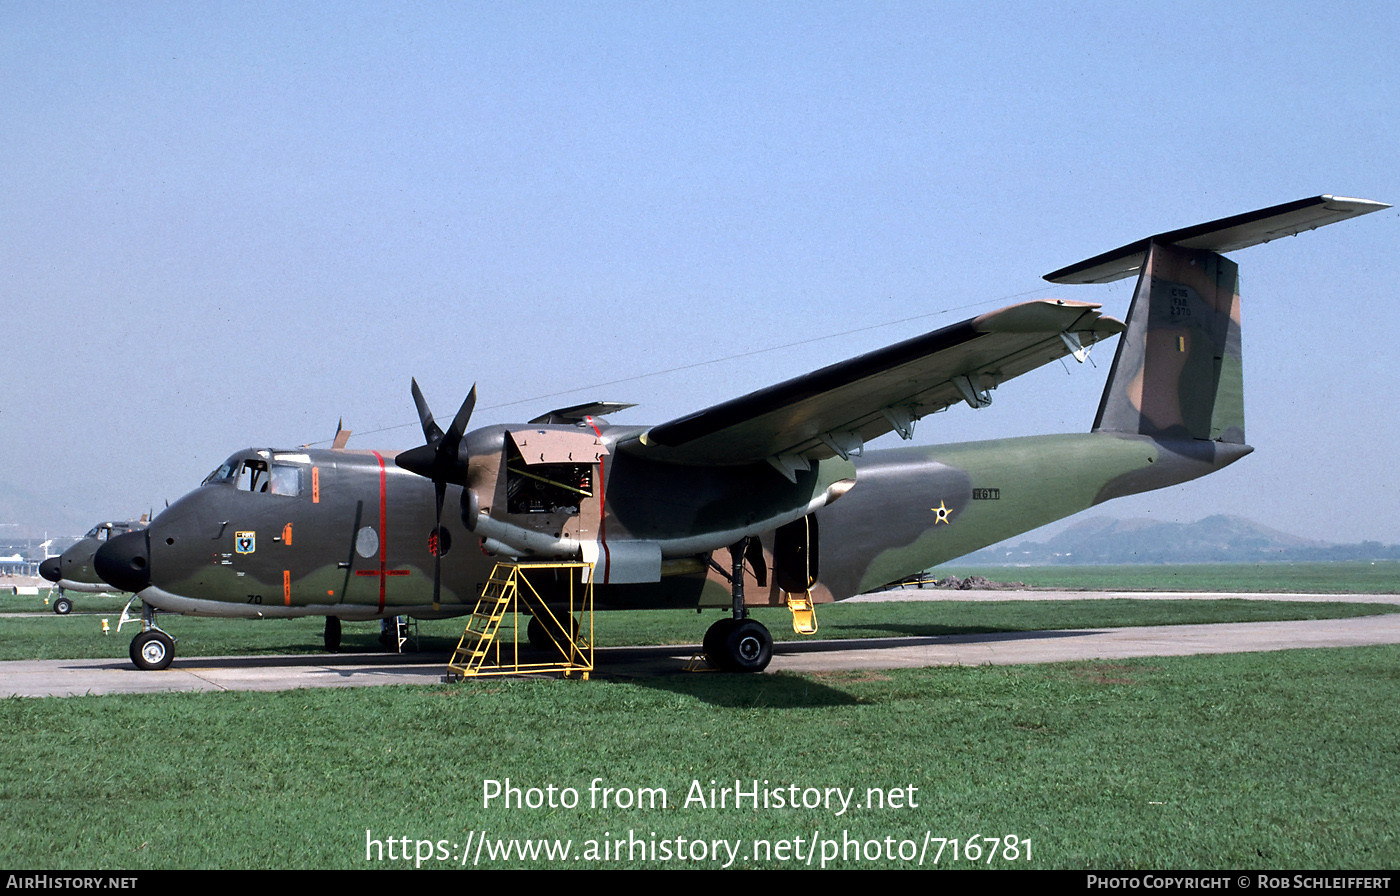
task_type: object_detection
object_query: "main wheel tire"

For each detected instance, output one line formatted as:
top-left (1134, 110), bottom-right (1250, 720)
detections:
top-left (723, 619), bottom-right (773, 673)
top-left (53, 596), bottom-right (72, 615)
top-left (130, 630), bottom-right (175, 671)
top-left (527, 614), bottom-right (579, 655)
top-left (703, 618), bottom-right (740, 669)
top-left (324, 616), bottom-right (342, 652)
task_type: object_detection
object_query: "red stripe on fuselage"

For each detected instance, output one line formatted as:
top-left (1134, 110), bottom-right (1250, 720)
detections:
top-left (585, 416), bottom-right (609, 584)
top-left (373, 451), bottom-right (388, 612)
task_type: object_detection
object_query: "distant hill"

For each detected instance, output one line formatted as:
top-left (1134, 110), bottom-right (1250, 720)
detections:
top-left (961, 514), bottom-right (1400, 565)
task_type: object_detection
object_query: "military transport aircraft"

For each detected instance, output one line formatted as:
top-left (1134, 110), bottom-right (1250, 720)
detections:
top-left (38, 518), bottom-right (149, 614)
top-left (94, 195), bottom-right (1387, 672)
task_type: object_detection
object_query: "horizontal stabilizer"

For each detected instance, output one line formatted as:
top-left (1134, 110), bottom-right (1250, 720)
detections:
top-left (1046, 195), bottom-right (1390, 285)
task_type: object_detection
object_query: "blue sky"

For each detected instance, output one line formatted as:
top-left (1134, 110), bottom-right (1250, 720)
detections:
top-left (2, 1), bottom-right (1397, 546)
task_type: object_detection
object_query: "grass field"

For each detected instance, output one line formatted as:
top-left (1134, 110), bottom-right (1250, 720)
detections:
top-left (5, 562), bottom-right (1398, 870)
top-left (935, 560), bottom-right (1400, 594)
top-left (3, 647), bottom-right (1398, 870)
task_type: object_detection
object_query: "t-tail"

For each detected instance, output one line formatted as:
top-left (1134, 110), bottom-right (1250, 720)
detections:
top-left (1048, 195), bottom-right (1389, 449)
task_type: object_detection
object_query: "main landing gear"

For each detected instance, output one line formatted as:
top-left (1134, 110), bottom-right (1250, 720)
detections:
top-left (702, 537), bottom-right (774, 673)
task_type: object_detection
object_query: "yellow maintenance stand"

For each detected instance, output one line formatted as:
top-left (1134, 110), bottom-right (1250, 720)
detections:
top-left (445, 560), bottom-right (594, 680)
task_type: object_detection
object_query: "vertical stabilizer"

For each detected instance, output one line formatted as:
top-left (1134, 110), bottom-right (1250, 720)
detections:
top-left (1093, 242), bottom-right (1244, 443)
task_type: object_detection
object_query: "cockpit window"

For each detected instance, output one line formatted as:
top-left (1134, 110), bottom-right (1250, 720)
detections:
top-left (202, 462), bottom-right (236, 486)
top-left (269, 464), bottom-right (301, 497)
top-left (201, 454), bottom-right (303, 496)
top-left (235, 459), bottom-right (269, 493)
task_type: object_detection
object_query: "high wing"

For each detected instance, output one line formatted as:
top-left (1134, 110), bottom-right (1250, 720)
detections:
top-left (617, 299), bottom-right (1124, 477)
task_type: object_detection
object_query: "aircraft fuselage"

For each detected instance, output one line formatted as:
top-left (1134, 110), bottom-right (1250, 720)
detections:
top-left (98, 427), bottom-right (1250, 621)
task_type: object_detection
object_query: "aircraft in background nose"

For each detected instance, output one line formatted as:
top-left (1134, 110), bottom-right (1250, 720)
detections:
top-left (39, 518), bottom-right (149, 615)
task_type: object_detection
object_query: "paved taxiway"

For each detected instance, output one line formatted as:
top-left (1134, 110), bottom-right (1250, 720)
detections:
top-left (5, 590), bottom-right (1400, 698)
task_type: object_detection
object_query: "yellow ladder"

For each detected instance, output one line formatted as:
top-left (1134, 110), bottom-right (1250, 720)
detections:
top-left (786, 591), bottom-right (818, 634)
top-left (447, 566), bottom-right (519, 676)
top-left (445, 560), bottom-right (595, 679)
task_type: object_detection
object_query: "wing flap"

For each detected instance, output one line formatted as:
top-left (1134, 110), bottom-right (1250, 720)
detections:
top-left (622, 299), bottom-right (1123, 468)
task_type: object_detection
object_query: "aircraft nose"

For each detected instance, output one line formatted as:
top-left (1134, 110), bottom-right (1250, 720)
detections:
top-left (95, 530), bottom-right (152, 593)
top-left (39, 557), bottom-right (61, 582)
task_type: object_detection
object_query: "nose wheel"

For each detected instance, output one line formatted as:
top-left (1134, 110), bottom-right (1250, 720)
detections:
top-left (130, 629), bottom-right (175, 671)
top-left (124, 600), bottom-right (177, 670)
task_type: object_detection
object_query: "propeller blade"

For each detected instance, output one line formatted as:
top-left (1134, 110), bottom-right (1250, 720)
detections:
top-left (400, 380), bottom-right (480, 608)
top-left (410, 378), bottom-right (443, 443)
top-left (399, 381), bottom-right (473, 483)
top-left (443, 385), bottom-right (478, 452)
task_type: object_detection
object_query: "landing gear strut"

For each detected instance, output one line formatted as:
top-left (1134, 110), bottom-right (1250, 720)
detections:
top-left (702, 537), bottom-right (773, 673)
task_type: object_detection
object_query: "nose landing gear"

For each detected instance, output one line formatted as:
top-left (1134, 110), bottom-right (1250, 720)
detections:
top-left (121, 599), bottom-right (177, 671)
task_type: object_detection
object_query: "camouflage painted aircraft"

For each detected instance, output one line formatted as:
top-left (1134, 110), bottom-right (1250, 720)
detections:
top-left (38, 518), bottom-right (149, 614)
top-left (94, 195), bottom-right (1387, 672)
